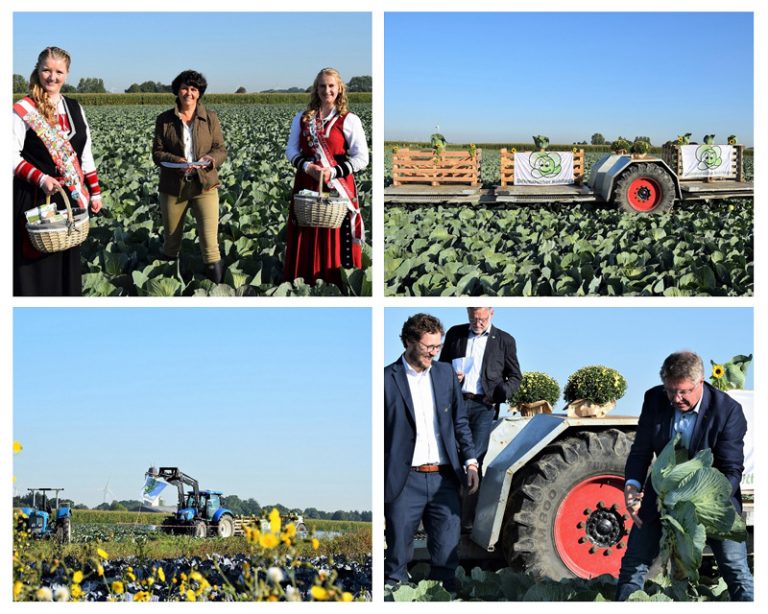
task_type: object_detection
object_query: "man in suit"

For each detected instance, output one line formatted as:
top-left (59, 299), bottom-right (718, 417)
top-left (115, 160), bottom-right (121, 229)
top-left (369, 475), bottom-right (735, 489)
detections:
top-left (439, 307), bottom-right (521, 529)
top-left (384, 313), bottom-right (479, 591)
top-left (615, 351), bottom-right (753, 601)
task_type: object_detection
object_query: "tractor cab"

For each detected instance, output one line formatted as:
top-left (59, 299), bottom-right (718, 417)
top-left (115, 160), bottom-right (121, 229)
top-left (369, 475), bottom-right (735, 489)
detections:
top-left (180, 490), bottom-right (224, 520)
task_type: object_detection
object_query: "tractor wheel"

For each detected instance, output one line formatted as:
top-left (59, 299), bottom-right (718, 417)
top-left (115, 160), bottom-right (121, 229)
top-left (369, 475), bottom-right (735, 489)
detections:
top-left (217, 515), bottom-right (234, 538)
top-left (161, 517), bottom-right (177, 535)
top-left (614, 163), bottom-right (675, 214)
top-left (501, 429), bottom-right (635, 580)
top-left (193, 520), bottom-right (207, 538)
top-left (56, 517), bottom-right (71, 544)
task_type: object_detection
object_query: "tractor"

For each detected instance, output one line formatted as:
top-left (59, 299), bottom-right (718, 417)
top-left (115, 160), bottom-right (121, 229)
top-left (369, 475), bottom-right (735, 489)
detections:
top-left (146, 467), bottom-right (236, 538)
top-left (414, 390), bottom-right (754, 581)
top-left (18, 488), bottom-right (72, 544)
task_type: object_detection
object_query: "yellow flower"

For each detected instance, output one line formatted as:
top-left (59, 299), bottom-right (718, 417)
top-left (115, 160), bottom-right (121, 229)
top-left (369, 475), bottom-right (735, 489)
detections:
top-left (134, 591), bottom-right (151, 602)
top-left (97, 548), bottom-right (109, 559)
top-left (312, 538), bottom-right (320, 550)
top-left (269, 508), bottom-right (281, 534)
top-left (245, 526), bottom-right (261, 544)
top-left (185, 589), bottom-right (196, 602)
top-left (712, 364), bottom-right (725, 379)
top-left (311, 586), bottom-right (330, 601)
top-left (71, 584), bottom-right (83, 600)
top-left (111, 581), bottom-right (124, 594)
top-left (284, 523), bottom-right (297, 538)
top-left (342, 592), bottom-right (354, 602)
top-left (157, 567), bottom-right (166, 582)
top-left (13, 581), bottom-right (23, 599)
top-left (13, 441), bottom-right (23, 454)
top-left (72, 570), bottom-right (83, 584)
top-left (97, 563), bottom-right (104, 577)
top-left (259, 532), bottom-right (279, 549)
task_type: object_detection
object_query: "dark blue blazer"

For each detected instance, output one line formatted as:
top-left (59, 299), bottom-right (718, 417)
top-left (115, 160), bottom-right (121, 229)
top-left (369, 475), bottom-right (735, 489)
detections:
top-left (384, 357), bottom-right (476, 503)
top-left (625, 382), bottom-right (747, 522)
top-left (438, 324), bottom-right (522, 405)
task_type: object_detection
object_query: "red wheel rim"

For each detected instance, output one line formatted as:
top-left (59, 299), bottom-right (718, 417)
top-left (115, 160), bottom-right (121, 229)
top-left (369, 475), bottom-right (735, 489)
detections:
top-left (553, 474), bottom-right (632, 579)
top-left (626, 177), bottom-right (661, 211)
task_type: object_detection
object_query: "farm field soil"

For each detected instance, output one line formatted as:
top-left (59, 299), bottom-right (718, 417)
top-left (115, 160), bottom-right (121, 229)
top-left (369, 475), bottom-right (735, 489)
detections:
top-left (384, 153), bottom-right (753, 297)
top-left (82, 104), bottom-right (372, 296)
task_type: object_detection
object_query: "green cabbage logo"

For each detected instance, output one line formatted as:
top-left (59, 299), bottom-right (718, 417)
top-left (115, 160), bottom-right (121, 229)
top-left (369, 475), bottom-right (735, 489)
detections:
top-left (695, 145), bottom-right (723, 171)
top-left (530, 152), bottom-right (562, 178)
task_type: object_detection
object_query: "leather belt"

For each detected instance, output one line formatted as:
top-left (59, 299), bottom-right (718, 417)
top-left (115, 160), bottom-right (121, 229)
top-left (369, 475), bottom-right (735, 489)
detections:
top-left (463, 392), bottom-right (490, 404)
top-left (411, 464), bottom-right (447, 473)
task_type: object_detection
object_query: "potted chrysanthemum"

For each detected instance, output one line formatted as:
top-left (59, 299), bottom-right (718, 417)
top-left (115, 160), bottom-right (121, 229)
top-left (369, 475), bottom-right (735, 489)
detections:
top-left (564, 365), bottom-right (627, 418)
top-left (508, 371), bottom-right (560, 417)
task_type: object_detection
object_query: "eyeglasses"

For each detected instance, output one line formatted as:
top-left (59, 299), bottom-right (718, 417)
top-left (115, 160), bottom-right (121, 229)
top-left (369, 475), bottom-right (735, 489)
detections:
top-left (418, 341), bottom-right (443, 353)
top-left (663, 381), bottom-right (701, 398)
top-left (469, 316), bottom-right (489, 324)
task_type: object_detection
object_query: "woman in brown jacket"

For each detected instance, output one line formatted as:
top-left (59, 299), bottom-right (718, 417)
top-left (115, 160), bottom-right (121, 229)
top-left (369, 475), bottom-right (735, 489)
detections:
top-left (152, 70), bottom-right (227, 282)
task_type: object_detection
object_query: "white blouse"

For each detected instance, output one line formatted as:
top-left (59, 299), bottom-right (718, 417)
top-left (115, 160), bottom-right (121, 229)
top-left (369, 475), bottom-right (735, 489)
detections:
top-left (285, 108), bottom-right (369, 177)
top-left (12, 97), bottom-right (98, 179)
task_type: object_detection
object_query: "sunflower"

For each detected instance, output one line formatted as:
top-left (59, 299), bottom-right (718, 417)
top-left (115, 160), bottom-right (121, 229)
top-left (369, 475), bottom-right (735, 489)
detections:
top-left (712, 364), bottom-right (725, 379)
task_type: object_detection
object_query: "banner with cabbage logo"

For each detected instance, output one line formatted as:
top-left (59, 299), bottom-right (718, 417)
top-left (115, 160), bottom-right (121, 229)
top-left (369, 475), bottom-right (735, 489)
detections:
top-left (514, 151), bottom-right (574, 185)
top-left (141, 476), bottom-right (167, 506)
top-left (679, 144), bottom-right (734, 179)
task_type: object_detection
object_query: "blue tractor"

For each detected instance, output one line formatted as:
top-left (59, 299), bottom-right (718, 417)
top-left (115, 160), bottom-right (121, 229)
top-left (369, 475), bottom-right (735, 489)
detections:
top-left (147, 467), bottom-right (236, 538)
top-left (18, 488), bottom-right (72, 544)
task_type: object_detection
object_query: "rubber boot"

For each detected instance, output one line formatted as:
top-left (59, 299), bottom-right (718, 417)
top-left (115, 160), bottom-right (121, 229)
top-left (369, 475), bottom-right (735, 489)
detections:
top-left (205, 260), bottom-right (225, 284)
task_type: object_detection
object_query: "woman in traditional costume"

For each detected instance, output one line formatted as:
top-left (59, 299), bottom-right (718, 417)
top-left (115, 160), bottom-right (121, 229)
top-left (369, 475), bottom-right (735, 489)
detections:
top-left (152, 70), bottom-right (227, 283)
top-left (12, 46), bottom-right (103, 296)
top-left (284, 67), bottom-right (369, 287)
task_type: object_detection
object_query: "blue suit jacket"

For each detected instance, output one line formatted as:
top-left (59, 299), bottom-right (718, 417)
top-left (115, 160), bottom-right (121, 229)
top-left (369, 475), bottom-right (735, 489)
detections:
top-left (384, 357), bottom-right (476, 503)
top-left (625, 382), bottom-right (747, 522)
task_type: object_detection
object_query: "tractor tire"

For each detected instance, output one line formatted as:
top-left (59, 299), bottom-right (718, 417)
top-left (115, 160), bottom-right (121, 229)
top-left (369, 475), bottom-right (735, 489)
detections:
top-left (217, 515), bottom-right (234, 538)
top-left (501, 429), bottom-right (635, 580)
top-left (193, 520), bottom-right (207, 538)
top-left (614, 163), bottom-right (675, 214)
top-left (161, 517), bottom-right (177, 535)
top-left (56, 517), bottom-right (71, 544)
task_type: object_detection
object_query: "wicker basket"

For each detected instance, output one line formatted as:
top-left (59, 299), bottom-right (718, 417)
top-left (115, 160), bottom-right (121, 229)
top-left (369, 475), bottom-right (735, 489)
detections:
top-left (293, 193), bottom-right (348, 229)
top-left (26, 185), bottom-right (89, 253)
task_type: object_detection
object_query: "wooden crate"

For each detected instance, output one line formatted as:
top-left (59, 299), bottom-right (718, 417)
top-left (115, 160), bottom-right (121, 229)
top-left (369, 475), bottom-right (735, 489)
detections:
top-left (392, 148), bottom-right (481, 187)
top-left (499, 148), bottom-right (585, 187)
top-left (662, 143), bottom-right (744, 182)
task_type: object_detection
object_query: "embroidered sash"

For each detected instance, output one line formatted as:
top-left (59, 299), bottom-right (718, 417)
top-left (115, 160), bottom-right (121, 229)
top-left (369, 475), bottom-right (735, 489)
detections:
top-left (307, 113), bottom-right (365, 245)
top-left (13, 97), bottom-right (89, 210)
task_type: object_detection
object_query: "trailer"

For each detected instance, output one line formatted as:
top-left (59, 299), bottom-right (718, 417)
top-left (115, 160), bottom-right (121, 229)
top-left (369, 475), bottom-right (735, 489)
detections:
top-left (385, 145), bottom-right (752, 213)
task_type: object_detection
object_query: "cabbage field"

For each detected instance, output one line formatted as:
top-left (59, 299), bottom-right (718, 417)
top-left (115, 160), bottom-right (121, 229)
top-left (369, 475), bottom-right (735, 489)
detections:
top-left (13, 510), bottom-right (372, 601)
top-left (81, 104), bottom-right (372, 296)
top-left (384, 150), bottom-right (753, 296)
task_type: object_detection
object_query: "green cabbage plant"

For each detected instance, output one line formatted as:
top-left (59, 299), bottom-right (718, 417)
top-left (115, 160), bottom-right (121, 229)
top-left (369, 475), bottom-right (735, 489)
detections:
top-left (651, 435), bottom-right (747, 594)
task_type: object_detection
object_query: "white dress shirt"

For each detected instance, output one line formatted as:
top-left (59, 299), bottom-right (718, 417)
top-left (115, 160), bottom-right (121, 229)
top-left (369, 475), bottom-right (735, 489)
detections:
top-left (402, 356), bottom-right (448, 466)
top-left (462, 328), bottom-right (489, 395)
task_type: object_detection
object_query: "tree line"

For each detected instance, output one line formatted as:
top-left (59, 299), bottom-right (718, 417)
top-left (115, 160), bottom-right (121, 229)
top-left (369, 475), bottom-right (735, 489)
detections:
top-left (12, 493), bottom-right (371, 522)
top-left (12, 74), bottom-right (372, 95)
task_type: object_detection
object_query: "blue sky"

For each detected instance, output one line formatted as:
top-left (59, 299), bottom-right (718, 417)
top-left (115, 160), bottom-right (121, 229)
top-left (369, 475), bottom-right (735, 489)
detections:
top-left (14, 308), bottom-right (371, 511)
top-left (13, 13), bottom-right (372, 93)
top-left (384, 307), bottom-right (753, 416)
top-left (385, 12), bottom-right (754, 145)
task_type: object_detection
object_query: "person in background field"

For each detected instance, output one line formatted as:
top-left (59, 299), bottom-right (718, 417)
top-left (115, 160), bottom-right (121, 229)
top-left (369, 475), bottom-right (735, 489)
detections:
top-left (284, 67), bottom-right (369, 288)
top-left (615, 351), bottom-right (753, 601)
top-left (384, 313), bottom-right (479, 592)
top-left (13, 46), bottom-right (103, 296)
top-left (439, 307), bottom-right (521, 531)
top-left (152, 69), bottom-right (227, 283)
